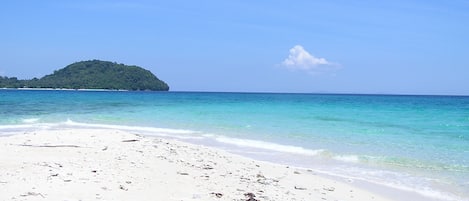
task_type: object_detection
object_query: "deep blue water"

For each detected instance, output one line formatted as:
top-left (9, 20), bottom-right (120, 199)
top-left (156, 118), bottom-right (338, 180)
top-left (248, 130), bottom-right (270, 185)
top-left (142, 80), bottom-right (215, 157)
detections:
top-left (1, 90), bottom-right (468, 200)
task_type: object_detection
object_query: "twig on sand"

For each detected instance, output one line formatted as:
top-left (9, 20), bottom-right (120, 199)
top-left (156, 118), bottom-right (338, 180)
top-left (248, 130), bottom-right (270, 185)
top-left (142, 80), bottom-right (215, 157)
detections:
top-left (294, 186), bottom-right (307, 190)
top-left (15, 144), bottom-right (82, 148)
top-left (20, 192), bottom-right (45, 198)
top-left (210, 192), bottom-right (223, 198)
top-left (122, 139), bottom-right (139, 142)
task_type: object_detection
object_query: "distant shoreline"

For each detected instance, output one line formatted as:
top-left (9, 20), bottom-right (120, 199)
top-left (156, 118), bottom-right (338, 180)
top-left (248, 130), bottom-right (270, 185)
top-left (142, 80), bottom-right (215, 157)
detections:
top-left (0, 87), bottom-right (130, 92)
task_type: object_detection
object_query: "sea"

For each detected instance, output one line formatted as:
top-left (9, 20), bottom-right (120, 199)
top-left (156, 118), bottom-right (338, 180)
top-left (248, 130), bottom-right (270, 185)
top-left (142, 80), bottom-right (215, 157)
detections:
top-left (1, 89), bottom-right (468, 201)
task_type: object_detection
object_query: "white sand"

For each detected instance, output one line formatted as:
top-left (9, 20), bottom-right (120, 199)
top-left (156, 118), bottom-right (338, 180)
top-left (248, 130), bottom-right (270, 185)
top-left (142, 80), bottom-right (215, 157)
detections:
top-left (0, 128), bottom-right (394, 201)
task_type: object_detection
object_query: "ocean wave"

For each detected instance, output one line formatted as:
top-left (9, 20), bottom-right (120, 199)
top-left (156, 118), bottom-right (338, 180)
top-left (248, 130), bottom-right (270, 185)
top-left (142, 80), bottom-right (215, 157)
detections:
top-left (327, 152), bottom-right (469, 175)
top-left (21, 118), bottom-right (40, 123)
top-left (0, 120), bottom-right (203, 139)
top-left (63, 119), bottom-right (201, 135)
top-left (215, 136), bottom-right (325, 156)
top-left (333, 154), bottom-right (361, 163)
top-left (0, 124), bottom-right (35, 130)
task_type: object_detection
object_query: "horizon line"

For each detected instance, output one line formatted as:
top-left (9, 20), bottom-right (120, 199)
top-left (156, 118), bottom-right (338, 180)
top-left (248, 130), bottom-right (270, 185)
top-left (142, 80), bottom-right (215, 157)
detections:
top-left (2, 88), bottom-right (468, 97)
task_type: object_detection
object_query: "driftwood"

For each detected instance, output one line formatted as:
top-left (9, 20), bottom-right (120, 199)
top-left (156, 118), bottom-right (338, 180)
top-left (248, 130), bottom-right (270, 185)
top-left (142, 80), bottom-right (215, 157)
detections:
top-left (294, 186), bottom-right (307, 190)
top-left (16, 144), bottom-right (81, 148)
top-left (20, 192), bottom-right (45, 198)
top-left (210, 192), bottom-right (223, 198)
top-left (121, 139), bottom-right (139, 142)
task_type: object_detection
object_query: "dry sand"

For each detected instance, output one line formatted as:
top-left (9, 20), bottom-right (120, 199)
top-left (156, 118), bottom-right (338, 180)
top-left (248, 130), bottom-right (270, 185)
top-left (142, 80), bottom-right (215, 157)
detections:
top-left (0, 128), bottom-right (394, 201)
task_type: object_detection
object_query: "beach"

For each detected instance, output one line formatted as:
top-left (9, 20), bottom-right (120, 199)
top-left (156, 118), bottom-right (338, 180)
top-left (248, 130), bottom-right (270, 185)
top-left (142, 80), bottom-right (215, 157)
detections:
top-left (0, 128), bottom-right (394, 201)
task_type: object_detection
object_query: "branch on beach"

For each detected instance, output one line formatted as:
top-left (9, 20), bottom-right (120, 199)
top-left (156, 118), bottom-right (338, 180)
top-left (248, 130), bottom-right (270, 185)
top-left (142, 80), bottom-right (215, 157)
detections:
top-left (15, 144), bottom-right (82, 148)
top-left (122, 139), bottom-right (139, 142)
top-left (20, 192), bottom-right (45, 198)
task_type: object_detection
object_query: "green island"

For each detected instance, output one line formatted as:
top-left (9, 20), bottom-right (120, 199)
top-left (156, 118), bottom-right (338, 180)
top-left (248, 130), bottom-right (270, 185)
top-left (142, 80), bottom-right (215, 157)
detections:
top-left (0, 60), bottom-right (169, 91)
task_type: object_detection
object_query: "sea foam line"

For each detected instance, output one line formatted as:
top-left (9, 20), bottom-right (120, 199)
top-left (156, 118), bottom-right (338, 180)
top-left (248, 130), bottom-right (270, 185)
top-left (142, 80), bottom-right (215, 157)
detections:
top-left (63, 119), bottom-right (200, 135)
top-left (215, 136), bottom-right (325, 156)
top-left (0, 124), bottom-right (34, 129)
top-left (21, 118), bottom-right (40, 124)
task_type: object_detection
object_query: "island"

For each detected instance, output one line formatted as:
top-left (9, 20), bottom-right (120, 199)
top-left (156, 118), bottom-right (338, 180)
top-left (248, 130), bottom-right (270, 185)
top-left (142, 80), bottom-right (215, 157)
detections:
top-left (0, 60), bottom-right (169, 91)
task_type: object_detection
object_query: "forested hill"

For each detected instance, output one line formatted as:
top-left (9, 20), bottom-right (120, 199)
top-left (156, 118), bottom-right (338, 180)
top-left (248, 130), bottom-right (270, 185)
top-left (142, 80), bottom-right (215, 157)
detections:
top-left (0, 60), bottom-right (169, 91)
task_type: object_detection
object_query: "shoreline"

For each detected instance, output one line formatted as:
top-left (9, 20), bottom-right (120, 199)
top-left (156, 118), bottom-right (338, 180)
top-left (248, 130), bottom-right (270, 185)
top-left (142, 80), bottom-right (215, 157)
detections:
top-left (1, 87), bottom-right (130, 92)
top-left (0, 128), bottom-right (397, 201)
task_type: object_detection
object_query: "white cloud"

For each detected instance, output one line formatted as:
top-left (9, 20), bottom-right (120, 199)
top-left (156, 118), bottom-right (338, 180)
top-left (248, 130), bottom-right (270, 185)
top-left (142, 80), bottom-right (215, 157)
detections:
top-left (281, 45), bottom-right (336, 73)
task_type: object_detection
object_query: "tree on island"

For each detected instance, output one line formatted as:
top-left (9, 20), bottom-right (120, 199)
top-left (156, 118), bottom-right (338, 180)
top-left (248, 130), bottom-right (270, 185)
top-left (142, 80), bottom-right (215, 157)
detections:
top-left (0, 60), bottom-right (169, 91)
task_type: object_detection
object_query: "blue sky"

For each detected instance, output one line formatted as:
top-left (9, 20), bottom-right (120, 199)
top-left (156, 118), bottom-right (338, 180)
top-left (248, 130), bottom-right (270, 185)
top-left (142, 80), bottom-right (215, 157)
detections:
top-left (1, 0), bottom-right (468, 95)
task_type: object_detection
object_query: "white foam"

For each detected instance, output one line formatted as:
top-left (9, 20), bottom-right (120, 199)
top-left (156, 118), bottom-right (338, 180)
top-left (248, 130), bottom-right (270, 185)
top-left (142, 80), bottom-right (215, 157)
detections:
top-left (215, 136), bottom-right (324, 156)
top-left (22, 118), bottom-right (39, 123)
top-left (333, 155), bottom-right (360, 163)
top-left (63, 119), bottom-right (200, 135)
top-left (202, 133), bottom-right (215, 137)
top-left (0, 124), bottom-right (34, 130)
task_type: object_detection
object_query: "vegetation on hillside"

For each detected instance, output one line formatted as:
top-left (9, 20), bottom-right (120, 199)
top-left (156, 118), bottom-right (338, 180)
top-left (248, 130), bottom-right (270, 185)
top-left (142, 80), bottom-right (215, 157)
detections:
top-left (0, 60), bottom-right (169, 91)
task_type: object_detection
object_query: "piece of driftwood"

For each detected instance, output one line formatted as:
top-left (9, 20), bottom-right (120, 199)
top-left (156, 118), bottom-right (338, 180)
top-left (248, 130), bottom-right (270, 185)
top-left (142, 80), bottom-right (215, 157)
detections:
top-left (20, 192), bottom-right (45, 198)
top-left (210, 192), bottom-right (223, 198)
top-left (121, 139), bottom-right (139, 142)
top-left (16, 144), bottom-right (81, 148)
top-left (294, 186), bottom-right (307, 190)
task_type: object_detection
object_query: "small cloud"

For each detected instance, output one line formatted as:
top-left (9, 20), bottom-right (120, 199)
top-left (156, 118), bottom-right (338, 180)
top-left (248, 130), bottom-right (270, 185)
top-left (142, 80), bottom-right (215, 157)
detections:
top-left (281, 45), bottom-right (338, 73)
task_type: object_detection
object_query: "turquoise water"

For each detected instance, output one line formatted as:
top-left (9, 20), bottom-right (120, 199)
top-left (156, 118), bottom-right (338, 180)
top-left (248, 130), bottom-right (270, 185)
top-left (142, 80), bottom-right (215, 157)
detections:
top-left (1, 90), bottom-right (468, 200)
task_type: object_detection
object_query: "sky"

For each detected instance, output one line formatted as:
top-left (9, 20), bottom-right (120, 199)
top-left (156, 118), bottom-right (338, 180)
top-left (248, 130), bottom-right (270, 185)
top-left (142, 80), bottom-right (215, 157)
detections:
top-left (1, 0), bottom-right (468, 95)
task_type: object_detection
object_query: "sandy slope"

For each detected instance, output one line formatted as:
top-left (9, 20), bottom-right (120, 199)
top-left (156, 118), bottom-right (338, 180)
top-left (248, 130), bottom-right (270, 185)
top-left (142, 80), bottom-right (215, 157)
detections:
top-left (0, 128), bottom-right (393, 201)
